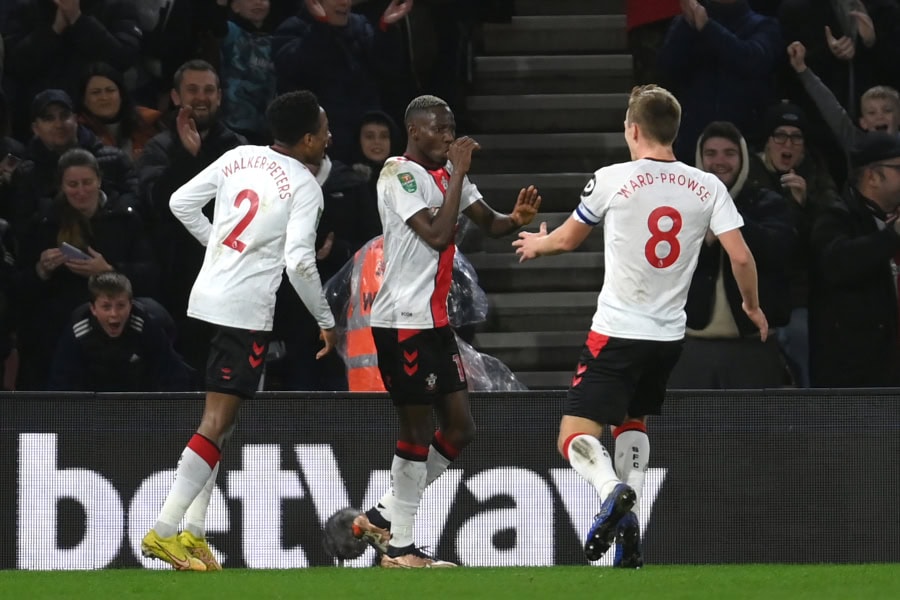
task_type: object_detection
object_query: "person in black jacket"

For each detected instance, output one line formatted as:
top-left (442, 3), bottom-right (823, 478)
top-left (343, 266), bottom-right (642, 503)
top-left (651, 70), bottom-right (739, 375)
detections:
top-left (49, 271), bottom-right (191, 391)
top-left (136, 59), bottom-right (246, 373)
top-left (669, 121), bottom-right (794, 388)
top-left (809, 132), bottom-right (900, 387)
top-left (15, 147), bottom-right (156, 390)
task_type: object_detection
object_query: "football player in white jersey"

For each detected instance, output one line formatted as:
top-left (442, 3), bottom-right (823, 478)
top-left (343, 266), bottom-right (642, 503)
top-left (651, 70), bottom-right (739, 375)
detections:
top-left (350, 95), bottom-right (541, 568)
top-left (141, 91), bottom-right (337, 571)
top-left (514, 85), bottom-right (769, 567)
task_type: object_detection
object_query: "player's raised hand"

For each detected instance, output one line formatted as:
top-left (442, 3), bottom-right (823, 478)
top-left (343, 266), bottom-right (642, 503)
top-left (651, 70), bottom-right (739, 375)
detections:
top-left (447, 136), bottom-right (480, 175)
top-left (512, 221), bottom-right (548, 263)
top-left (742, 302), bottom-right (769, 342)
top-left (382, 0), bottom-right (413, 25)
top-left (317, 327), bottom-right (337, 359)
top-left (177, 105), bottom-right (202, 156)
top-left (787, 42), bottom-right (807, 73)
top-left (510, 185), bottom-right (542, 228)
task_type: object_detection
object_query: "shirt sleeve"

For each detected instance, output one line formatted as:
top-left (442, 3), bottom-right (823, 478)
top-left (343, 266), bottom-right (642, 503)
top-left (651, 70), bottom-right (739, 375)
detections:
top-left (384, 168), bottom-right (430, 223)
top-left (460, 175), bottom-right (482, 211)
top-left (709, 179), bottom-right (745, 235)
top-left (572, 169), bottom-right (610, 226)
top-left (168, 155), bottom-right (224, 246)
top-left (284, 174), bottom-right (336, 330)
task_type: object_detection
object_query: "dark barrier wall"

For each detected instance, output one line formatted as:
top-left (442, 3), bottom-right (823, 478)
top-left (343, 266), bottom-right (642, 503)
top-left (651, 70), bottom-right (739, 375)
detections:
top-left (1, 390), bottom-right (899, 569)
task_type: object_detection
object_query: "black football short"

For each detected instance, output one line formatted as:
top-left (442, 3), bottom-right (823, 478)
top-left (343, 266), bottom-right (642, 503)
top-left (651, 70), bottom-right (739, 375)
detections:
top-left (206, 325), bottom-right (270, 399)
top-left (565, 331), bottom-right (683, 426)
top-left (371, 326), bottom-right (467, 405)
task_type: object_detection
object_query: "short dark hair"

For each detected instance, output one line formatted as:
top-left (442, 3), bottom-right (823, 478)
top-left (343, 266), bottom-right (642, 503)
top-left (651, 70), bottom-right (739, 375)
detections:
top-left (57, 148), bottom-right (100, 181)
top-left (88, 271), bottom-right (133, 302)
top-left (699, 121), bottom-right (743, 151)
top-left (404, 95), bottom-right (450, 126)
top-left (266, 91), bottom-right (322, 145)
top-left (626, 85), bottom-right (681, 146)
top-left (173, 59), bottom-right (219, 92)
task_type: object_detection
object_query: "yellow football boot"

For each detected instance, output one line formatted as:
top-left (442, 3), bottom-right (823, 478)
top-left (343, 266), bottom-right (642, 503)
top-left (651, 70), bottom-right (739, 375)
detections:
top-left (177, 531), bottom-right (223, 571)
top-left (141, 529), bottom-right (206, 571)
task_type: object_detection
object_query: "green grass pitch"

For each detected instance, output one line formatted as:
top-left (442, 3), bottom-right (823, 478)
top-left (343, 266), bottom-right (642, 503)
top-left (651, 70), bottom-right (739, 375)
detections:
top-left (2, 565), bottom-right (900, 599)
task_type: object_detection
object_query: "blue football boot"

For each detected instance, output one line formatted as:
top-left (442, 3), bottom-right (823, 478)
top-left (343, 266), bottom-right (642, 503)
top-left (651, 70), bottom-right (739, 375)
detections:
top-left (584, 483), bottom-right (636, 561)
top-left (612, 511), bottom-right (643, 569)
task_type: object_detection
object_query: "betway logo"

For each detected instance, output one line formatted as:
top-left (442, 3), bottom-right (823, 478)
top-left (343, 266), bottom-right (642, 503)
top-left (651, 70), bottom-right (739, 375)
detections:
top-left (16, 434), bottom-right (667, 569)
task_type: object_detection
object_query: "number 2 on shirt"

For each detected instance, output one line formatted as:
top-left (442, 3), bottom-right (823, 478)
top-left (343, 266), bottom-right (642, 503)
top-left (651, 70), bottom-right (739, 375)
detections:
top-left (644, 206), bottom-right (682, 268)
top-left (222, 189), bottom-right (259, 253)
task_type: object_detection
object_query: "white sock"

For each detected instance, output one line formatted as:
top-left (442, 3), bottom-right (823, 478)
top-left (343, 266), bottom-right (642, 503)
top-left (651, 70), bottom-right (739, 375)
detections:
top-left (183, 463), bottom-right (220, 538)
top-left (614, 429), bottom-right (650, 506)
top-left (154, 436), bottom-right (219, 538)
top-left (386, 455), bottom-right (427, 549)
top-left (566, 434), bottom-right (620, 501)
top-left (376, 443), bottom-right (453, 523)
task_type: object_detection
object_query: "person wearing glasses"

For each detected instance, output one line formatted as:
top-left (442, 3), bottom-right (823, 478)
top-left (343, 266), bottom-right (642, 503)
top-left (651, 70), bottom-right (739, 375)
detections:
top-left (747, 100), bottom-right (841, 387)
top-left (808, 132), bottom-right (900, 387)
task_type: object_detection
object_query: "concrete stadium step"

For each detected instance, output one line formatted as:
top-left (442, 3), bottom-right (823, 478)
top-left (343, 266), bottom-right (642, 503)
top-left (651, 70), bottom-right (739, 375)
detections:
top-left (472, 331), bottom-right (586, 371)
top-left (470, 132), bottom-right (629, 174)
top-left (465, 251), bottom-right (604, 293)
top-left (514, 370), bottom-right (575, 390)
top-left (483, 291), bottom-right (597, 332)
top-left (515, 0), bottom-right (625, 16)
top-left (471, 172), bottom-right (591, 213)
top-left (471, 55), bottom-right (633, 95)
top-left (471, 212), bottom-right (604, 254)
top-left (482, 15), bottom-right (627, 55)
top-left (467, 93), bottom-right (630, 134)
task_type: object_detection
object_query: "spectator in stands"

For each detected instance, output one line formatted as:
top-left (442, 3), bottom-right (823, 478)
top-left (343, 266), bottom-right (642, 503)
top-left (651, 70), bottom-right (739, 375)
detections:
top-left (0, 88), bottom-right (25, 223)
top-left (626, 0), bottom-right (681, 85)
top-left (10, 89), bottom-right (137, 245)
top-left (49, 271), bottom-right (191, 391)
top-left (658, 0), bottom-right (782, 161)
top-left (669, 121), bottom-right (793, 388)
top-left (3, 0), bottom-right (143, 140)
top-left (272, 0), bottom-right (413, 163)
top-left (787, 41), bottom-right (899, 153)
top-left (271, 149), bottom-right (380, 391)
top-left (136, 59), bottom-right (246, 373)
top-left (219, 0), bottom-right (278, 144)
top-left (809, 132), bottom-right (900, 387)
top-left (75, 62), bottom-right (165, 162)
top-left (747, 101), bottom-right (841, 387)
top-left (352, 109), bottom-right (400, 205)
top-left (15, 147), bottom-right (157, 390)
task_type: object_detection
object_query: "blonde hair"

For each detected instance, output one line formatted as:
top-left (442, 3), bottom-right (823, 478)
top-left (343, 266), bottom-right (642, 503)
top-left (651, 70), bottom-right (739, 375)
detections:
top-left (861, 86), bottom-right (900, 110)
top-left (626, 85), bottom-right (681, 145)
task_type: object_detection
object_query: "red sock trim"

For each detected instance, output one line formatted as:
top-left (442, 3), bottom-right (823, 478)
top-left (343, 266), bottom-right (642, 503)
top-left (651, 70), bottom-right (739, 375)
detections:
top-left (561, 432), bottom-right (586, 461)
top-left (188, 433), bottom-right (221, 469)
top-left (396, 440), bottom-right (429, 460)
top-left (432, 430), bottom-right (460, 460)
top-left (613, 421), bottom-right (648, 438)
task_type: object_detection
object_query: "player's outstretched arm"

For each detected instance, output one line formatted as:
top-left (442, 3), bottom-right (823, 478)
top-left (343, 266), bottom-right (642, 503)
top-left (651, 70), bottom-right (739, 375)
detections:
top-left (718, 228), bottom-right (769, 341)
top-left (512, 215), bottom-right (592, 263)
top-left (464, 185), bottom-right (542, 238)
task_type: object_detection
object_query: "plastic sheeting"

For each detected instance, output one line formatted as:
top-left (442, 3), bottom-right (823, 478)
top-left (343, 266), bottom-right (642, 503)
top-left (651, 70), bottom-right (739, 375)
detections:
top-left (324, 237), bottom-right (527, 392)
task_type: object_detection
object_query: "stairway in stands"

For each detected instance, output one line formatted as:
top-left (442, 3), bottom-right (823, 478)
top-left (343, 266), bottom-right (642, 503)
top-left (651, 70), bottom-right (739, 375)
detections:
top-left (463, 0), bottom-right (632, 389)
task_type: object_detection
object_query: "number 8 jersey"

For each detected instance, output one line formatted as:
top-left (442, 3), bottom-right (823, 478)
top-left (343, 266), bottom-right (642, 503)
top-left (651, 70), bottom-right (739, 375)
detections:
top-left (574, 158), bottom-right (743, 341)
top-left (169, 145), bottom-right (334, 332)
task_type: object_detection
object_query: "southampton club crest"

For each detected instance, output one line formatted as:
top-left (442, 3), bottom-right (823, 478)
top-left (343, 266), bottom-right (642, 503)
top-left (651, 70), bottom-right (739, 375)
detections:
top-left (425, 373), bottom-right (437, 391)
top-left (397, 172), bottom-right (417, 193)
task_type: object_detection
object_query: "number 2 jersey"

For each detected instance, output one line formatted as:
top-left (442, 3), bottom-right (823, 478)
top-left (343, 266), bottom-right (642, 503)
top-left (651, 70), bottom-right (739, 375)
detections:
top-left (370, 156), bottom-right (481, 329)
top-left (169, 145), bottom-right (335, 332)
top-left (574, 158), bottom-right (744, 341)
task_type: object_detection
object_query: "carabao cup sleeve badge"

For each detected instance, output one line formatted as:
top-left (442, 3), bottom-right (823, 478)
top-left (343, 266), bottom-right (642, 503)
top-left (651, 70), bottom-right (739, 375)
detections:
top-left (397, 172), bottom-right (417, 193)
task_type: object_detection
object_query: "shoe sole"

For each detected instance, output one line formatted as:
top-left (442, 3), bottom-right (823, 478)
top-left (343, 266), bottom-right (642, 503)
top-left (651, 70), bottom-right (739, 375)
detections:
top-left (380, 556), bottom-right (457, 569)
top-left (584, 486), bottom-right (636, 562)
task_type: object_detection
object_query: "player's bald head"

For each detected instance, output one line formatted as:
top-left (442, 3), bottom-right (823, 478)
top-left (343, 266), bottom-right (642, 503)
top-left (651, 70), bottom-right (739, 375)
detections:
top-left (404, 95), bottom-right (451, 126)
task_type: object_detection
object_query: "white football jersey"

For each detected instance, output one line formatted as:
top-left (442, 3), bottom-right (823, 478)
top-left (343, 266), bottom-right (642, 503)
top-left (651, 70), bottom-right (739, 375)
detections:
top-left (574, 158), bottom-right (743, 341)
top-left (370, 156), bottom-right (481, 328)
top-left (169, 145), bottom-right (335, 332)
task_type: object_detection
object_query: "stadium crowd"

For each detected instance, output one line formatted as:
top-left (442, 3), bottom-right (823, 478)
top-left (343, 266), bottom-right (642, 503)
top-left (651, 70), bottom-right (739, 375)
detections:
top-left (2, 0), bottom-right (900, 392)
